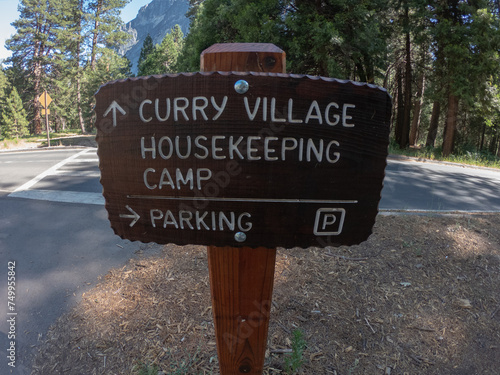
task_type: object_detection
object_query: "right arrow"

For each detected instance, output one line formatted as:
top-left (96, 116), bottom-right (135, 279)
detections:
top-left (119, 205), bottom-right (140, 227)
top-left (103, 100), bottom-right (126, 127)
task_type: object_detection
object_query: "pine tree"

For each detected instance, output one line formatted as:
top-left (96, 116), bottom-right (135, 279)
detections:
top-left (180, 0), bottom-right (390, 80)
top-left (6, 0), bottom-right (61, 134)
top-left (0, 69), bottom-right (10, 133)
top-left (140, 26), bottom-right (185, 75)
top-left (137, 34), bottom-right (155, 76)
top-left (2, 87), bottom-right (29, 139)
top-left (88, 0), bottom-right (130, 71)
top-left (159, 25), bottom-right (184, 73)
top-left (422, 1), bottom-right (500, 156)
top-left (49, 0), bottom-right (86, 133)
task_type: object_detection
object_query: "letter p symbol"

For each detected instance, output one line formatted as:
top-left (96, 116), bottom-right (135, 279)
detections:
top-left (314, 208), bottom-right (346, 236)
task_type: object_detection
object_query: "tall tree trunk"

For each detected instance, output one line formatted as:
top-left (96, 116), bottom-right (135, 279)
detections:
top-left (76, 0), bottom-right (86, 133)
top-left (442, 93), bottom-right (459, 156)
top-left (394, 65), bottom-right (405, 146)
top-left (426, 101), bottom-right (441, 147)
top-left (409, 74), bottom-right (425, 146)
top-left (32, 42), bottom-right (43, 135)
top-left (76, 73), bottom-right (85, 133)
top-left (410, 73), bottom-right (425, 146)
top-left (480, 122), bottom-right (486, 150)
top-left (90, 0), bottom-right (103, 71)
top-left (401, 21), bottom-right (412, 148)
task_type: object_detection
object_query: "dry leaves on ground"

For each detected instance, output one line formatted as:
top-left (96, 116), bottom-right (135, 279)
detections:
top-left (32, 214), bottom-right (500, 375)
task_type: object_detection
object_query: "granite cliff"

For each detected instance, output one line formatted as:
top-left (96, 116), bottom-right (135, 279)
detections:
top-left (119, 0), bottom-right (190, 74)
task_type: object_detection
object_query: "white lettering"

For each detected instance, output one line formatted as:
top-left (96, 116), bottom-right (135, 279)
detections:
top-left (196, 211), bottom-right (209, 230)
top-left (150, 209), bottom-right (163, 228)
top-left (176, 168), bottom-right (194, 190)
top-left (211, 96), bottom-right (228, 121)
top-left (194, 135), bottom-right (209, 159)
top-left (282, 137), bottom-right (298, 160)
top-left (244, 97), bottom-right (261, 121)
top-left (175, 136), bottom-right (191, 159)
top-left (288, 99), bottom-right (303, 124)
top-left (326, 140), bottom-right (340, 163)
top-left (229, 136), bottom-right (244, 160)
top-left (325, 102), bottom-right (340, 126)
top-left (179, 211), bottom-right (194, 229)
top-left (264, 137), bottom-right (279, 161)
top-left (192, 96), bottom-right (209, 121)
top-left (149, 209), bottom-right (253, 233)
top-left (143, 168), bottom-right (157, 189)
top-left (247, 136), bottom-right (261, 161)
top-left (212, 135), bottom-right (226, 159)
top-left (174, 97), bottom-right (189, 121)
top-left (196, 168), bottom-right (212, 190)
top-left (305, 101), bottom-right (323, 124)
top-left (271, 98), bottom-right (286, 122)
top-left (262, 97), bottom-right (268, 121)
top-left (141, 136), bottom-right (156, 159)
top-left (238, 212), bottom-right (252, 232)
top-left (155, 98), bottom-right (171, 121)
top-left (322, 213), bottom-right (337, 230)
top-left (163, 210), bottom-right (179, 228)
top-left (158, 136), bottom-right (173, 159)
top-left (219, 211), bottom-right (235, 231)
top-left (140, 135), bottom-right (342, 164)
top-left (342, 104), bottom-right (356, 127)
top-left (159, 168), bottom-right (175, 189)
top-left (139, 99), bottom-right (152, 123)
top-left (306, 139), bottom-right (323, 162)
top-left (145, 168), bottom-right (214, 190)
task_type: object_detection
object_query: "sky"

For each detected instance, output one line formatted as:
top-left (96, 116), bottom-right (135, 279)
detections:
top-left (0, 0), bottom-right (151, 62)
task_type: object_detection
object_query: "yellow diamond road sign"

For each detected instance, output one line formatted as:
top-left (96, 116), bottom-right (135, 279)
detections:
top-left (39, 91), bottom-right (52, 108)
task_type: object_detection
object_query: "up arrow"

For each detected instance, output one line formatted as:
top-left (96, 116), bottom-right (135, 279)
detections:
top-left (103, 101), bottom-right (126, 127)
top-left (120, 205), bottom-right (140, 227)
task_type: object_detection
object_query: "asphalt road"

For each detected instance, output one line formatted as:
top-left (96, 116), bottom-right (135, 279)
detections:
top-left (381, 158), bottom-right (500, 212)
top-left (1, 148), bottom-right (499, 374)
top-left (0, 148), bottom-right (162, 375)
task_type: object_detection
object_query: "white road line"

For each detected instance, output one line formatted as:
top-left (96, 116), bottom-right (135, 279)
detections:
top-left (11, 149), bottom-right (91, 193)
top-left (69, 159), bottom-right (100, 163)
top-left (50, 170), bottom-right (101, 178)
top-left (8, 190), bottom-right (104, 205)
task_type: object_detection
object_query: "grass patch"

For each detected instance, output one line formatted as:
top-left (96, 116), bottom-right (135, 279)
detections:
top-left (389, 142), bottom-right (500, 169)
top-left (0, 131), bottom-right (97, 149)
top-left (284, 329), bottom-right (307, 374)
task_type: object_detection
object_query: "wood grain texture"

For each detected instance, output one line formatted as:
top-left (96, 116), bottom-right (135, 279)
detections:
top-left (94, 72), bottom-right (391, 248)
top-left (202, 44), bottom-right (281, 375)
top-left (201, 43), bottom-right (286, 73)
top-left (207, 246), bottom-right (276, 374)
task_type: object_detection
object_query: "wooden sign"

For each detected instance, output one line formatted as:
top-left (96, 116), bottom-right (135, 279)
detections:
top-left (95, 72), bottom-right (391, 248)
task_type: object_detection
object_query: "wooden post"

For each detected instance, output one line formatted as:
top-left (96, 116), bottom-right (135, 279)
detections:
top-left (44, 91), bottom-right (50, 147)
top-left (200, 43), bottom-right (285, 375)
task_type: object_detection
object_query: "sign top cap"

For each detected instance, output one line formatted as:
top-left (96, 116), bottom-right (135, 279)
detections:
top-left (201, 43), bottom-right (284, 55)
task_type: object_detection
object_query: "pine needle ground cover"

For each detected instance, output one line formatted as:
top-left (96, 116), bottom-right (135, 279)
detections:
top-left (32, 214), bottom-right (500, 374)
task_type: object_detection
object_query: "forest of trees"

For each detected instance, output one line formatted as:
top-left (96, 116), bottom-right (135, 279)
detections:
top-left (1, 0), bottom-right (499, 160)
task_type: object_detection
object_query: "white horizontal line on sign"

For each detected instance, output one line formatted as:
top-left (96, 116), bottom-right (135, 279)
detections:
top-left (127, 195), bottom-right (358, 204)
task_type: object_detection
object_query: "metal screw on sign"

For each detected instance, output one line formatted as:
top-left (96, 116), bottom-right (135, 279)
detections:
top-left (234, 80), bottom-right (249, 94)
top-left (234, 232), bottom-right (247, 243)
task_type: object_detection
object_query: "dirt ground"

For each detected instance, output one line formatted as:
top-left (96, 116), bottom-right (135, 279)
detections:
top-left (31, 214), bottom-right (500, 375)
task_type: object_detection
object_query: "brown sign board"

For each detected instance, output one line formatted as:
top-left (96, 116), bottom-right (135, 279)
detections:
top-left (95, 72), bottom-right (391, 248)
